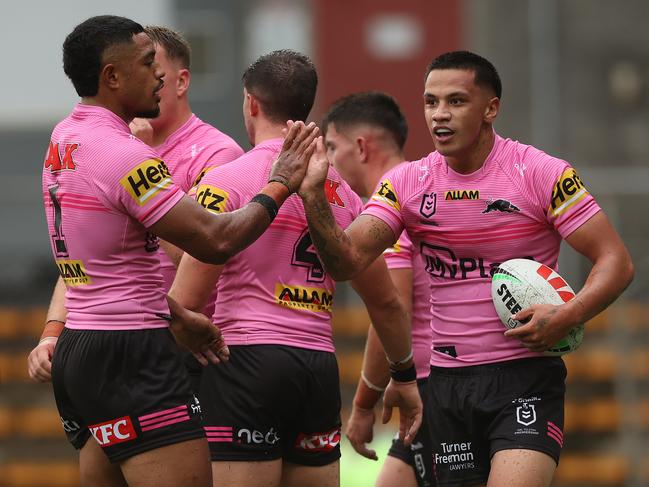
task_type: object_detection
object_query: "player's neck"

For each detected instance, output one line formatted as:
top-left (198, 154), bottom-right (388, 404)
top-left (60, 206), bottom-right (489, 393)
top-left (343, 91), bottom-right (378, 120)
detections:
top-left (80, 97), bottom-right (131, 124)
top-left (150, 103), bottom-right (193, 147)
top-left (364, 152), bottom-right (404, 198)
top-left (251, 120), bottom-right (286, 146)
top-left (444, 127), bottom-right (495, 174)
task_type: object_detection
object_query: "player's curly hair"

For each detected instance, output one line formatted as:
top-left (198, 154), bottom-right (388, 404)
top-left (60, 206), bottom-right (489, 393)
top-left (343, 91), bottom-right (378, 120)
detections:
top-left (242, 49), bottom-right (317, 123)
top-left (63, 15), bottom-right (144, 97)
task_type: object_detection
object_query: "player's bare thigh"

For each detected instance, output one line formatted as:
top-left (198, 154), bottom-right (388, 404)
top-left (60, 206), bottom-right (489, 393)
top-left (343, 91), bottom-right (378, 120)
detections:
top-left (486, 449), bottom-right (556, 487)
top-left (376, 456), bottom-right (418, 487)
top-left (211, 459), bottom-right (282, 487)
top-left (119, 438), bottom-right (212, 487)
top-left (79, 437), bottom-right (127, 487)
top-left (281, 460), bottom-right (339, 487)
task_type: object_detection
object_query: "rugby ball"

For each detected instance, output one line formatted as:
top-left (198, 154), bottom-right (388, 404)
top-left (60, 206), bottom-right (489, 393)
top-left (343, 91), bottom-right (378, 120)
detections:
top-left (491, 258), bottom-right (583, 356)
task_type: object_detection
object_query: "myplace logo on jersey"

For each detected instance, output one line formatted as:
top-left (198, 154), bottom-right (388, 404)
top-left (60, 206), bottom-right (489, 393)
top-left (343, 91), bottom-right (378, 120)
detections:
top-left (275, 283), bottom-right (333, 312)
top-left (550, 167), bottom-right (589, 217)
top-left (444, 189), bottom-right (479, 201)
top-left (295, 428), bottom-right (341, 452)
top-left (372, 179), bottom-right (400, 210)
top-left (120, 158), bottom-right (172, 206)
top-left (419, 243), bottom-right (522, 280)
top-left (195, 184), bottom-right (229, 214)
top-left (56, 259), bottom-right (91, 286)
top-left (89, 416), bottom-right (137, 447)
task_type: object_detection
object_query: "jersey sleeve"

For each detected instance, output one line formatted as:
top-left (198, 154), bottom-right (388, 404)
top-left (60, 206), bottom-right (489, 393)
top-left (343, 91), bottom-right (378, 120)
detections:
top-left (192, 164), bottom-right (245, 215)
top-left (87, 139), bottom-right (184, 228)
top-left (525, 150), bottom-right (601, 238)
top-left (383, 230), bottom-right (414, 270)
top-left (361, 165), bottom-right (407, 238)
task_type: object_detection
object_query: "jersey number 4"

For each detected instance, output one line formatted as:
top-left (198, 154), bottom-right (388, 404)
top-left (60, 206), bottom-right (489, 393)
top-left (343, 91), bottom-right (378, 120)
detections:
top-left (292, 229), bottom-right (326, 283)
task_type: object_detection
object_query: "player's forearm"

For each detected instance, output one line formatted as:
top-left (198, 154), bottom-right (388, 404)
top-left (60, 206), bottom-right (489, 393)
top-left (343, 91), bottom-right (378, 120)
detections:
top-left (563, 250), bottom-right (634, 326)
top-left (362, 327), bottom-right (391, 390)
top-left (301, 190), bottom-right (364, 280)
top-left (41, 276), bottom-right (67, 340)
top-left (193, 182), bottom-right (289, 264)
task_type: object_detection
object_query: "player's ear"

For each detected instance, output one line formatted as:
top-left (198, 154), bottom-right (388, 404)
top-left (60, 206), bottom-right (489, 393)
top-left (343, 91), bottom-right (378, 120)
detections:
top-left (248, 93), bottom-right (260, 117)
top-left (100, 63), bottom-right (120, 91)
top-left (356, 136), bottom-right (369, 164)
top-left (177, 68), bottom-right (190, 97)
top-left (484, 96), bottom-right (500, 124)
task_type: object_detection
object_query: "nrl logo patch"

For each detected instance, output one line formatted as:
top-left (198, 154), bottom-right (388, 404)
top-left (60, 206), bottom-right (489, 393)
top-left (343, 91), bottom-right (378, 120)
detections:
top-left (516, 403), bottom-right (537, 426)
top-left (419, 193), bottom-right (437, 218)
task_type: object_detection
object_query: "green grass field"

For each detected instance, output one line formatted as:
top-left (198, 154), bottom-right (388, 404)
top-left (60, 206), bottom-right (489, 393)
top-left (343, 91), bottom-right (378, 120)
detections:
top-left (340, 430), bottom-right (394, 486)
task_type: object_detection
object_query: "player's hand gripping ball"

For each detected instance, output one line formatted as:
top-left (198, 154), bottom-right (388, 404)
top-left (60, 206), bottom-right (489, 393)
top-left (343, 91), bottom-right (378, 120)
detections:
top-left (492, 258), bottom-right (584, 356)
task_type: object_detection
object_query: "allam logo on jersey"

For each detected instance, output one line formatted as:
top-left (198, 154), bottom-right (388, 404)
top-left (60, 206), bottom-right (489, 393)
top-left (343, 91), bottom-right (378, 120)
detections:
top-left (275, 283), bottom-right (333, 312)
top-left (120, 158), bottom-right (172, 206)
top-left (372, 179), bottom-right (400, 210)
top-left (195, 184), bottom-right (229, 214)
top-left (44, 141), bottom-right (79, 172)
top-left (550, 167), bottom-right (589, 217)
top-left (89, 416), bottom-right (137, 447)
top-left (444, 190), bottom-right (479, 200)
top-left (56, 259), bottom-right (91, 286)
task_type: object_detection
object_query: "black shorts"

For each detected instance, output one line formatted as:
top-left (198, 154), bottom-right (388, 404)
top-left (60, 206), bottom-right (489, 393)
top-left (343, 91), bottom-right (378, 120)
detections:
top-left (426, 357), bottom-right (566, 487)
top-left (200, 344), bottom-right (341, 466)
top-left (387, 377), bottom-right (436, 486)
top-left (52, 327), bottom-right (204, 462)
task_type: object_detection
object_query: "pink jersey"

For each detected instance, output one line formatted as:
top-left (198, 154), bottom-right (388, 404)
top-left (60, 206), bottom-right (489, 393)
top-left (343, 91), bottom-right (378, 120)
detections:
top-left (42, 104), bottom-right (184, 330)
top-left (154, 114), bottom-right (243, 291)
top-left (194, 138), bottom-right (364, 352)
top-left (384, 231), bottom-right (432, 378)
top-left (363, 133), bottom-right (601, 367)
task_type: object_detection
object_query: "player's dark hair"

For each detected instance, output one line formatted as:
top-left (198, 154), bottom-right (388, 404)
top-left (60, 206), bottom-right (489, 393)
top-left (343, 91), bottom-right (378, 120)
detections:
top-left (425, 50), bottom-right (502, 99)
top-left (63, 15), bottom-right (144, 97)
top-left (242, 50), bottom-right (317, 122)
top-left (322, 91), bottom-right (408, 150)
top-left (145, 25), bottom-right (191, 69)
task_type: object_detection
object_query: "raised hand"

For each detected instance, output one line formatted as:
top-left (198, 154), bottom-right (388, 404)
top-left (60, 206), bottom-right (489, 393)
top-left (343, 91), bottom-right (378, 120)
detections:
top-left (269, 121), bottom-right (319, 193)
top-left (298, 135), bottom-right (329, 198)
top-left (129, 118), bottom-right (154, 146)
top-left (166, 295), bottom-right (229, 365)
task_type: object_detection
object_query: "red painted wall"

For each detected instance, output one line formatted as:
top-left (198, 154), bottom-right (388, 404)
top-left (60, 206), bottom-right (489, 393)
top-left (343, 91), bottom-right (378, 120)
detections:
top-left (313, 0), bottom-right (462, 160)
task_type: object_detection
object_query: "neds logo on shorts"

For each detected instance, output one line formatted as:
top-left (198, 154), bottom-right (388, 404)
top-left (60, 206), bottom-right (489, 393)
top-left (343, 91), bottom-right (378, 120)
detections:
top-left (120, 159), bottom-right (172, 205)
top-left (550, 167), bottom-right (589, 217)
top-left (195, 184), bottom-right (229, 214)
top-left (89, 416), bottom-right (137, 447)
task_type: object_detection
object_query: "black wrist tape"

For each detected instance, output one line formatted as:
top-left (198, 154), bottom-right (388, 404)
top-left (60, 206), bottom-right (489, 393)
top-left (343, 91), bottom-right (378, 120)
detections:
top-left (250, 193), bottom-right (279, 221)
top-left (389, 364), bottom-right (417, 383)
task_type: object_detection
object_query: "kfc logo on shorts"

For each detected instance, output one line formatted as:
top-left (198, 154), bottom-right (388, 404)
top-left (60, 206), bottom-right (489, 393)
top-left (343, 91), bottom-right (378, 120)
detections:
top-left (516, 403), bottom-right (537, 426)
top-left (295, 428), bottom-right (341, 452)
top-left (89, 416), bottom-right (137, 447)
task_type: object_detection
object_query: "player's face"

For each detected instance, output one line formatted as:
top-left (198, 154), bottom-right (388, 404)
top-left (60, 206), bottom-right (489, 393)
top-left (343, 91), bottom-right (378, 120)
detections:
top-left (148, 44), bottom-right (181, 129)
top-left (325, 124), bottom-right (365, 196)
top-left (423, 68), bottom-right (497, 160)
top-left (119, 33), bottom-right (165, 119)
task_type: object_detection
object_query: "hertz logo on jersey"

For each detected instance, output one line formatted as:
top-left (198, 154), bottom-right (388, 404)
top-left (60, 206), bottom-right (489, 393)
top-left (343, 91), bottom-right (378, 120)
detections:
top-left (372, 179), bottom-right (400, 210)
top-left (275, 284), bottom-right (333, 313)
top-left (120, 159), bottom-right (173, 206)
top-left (444, 190), bottom-right (479, 200)
top-left (192, 166), bottom-right (217, 188)
top-left (195, 184), bottom-right (229, 214)
top-left (550, 167), bottom-right (590, 217)
top-left (56, 259), bottom-right (91, 286)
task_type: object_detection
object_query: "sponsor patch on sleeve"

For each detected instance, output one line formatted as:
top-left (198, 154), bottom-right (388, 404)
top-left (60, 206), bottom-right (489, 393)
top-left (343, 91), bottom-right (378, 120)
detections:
top-left (119, 159), bottom-right (173, 206)
top-left (383, 240), bottom-right (402, 255)
top-left (194, 184), bottom-right (229, 214)
top-left (56, 259), bottom-right (92, 286)
top-left (549, 167), bottom-right (590, 217)
top-left (371, 179), bottom-right (400, 210)
top-left (192, 166), bottom-right (217, 188)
